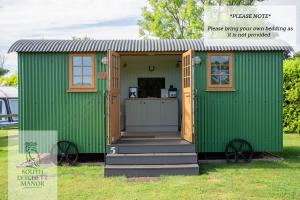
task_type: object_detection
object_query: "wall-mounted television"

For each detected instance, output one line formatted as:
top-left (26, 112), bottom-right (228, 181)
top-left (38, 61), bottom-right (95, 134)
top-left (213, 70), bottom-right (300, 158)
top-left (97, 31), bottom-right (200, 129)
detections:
top-left (138, 78), bottom-right (165, 98)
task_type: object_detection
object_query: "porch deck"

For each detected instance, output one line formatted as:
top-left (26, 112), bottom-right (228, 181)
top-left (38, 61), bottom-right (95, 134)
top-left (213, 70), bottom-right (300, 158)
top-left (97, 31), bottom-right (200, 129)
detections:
top-left (116, 131), bottom-right (189, 145)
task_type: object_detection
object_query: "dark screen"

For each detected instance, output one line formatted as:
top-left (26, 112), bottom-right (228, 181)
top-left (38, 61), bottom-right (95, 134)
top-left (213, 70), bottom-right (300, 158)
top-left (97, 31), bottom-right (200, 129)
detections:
top-left (138, 78), bottom-right (165, 98)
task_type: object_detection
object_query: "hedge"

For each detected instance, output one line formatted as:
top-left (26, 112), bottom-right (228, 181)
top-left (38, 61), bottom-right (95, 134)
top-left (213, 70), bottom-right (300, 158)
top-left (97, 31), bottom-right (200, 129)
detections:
top-left (283, 58), bottom-right (300, 133)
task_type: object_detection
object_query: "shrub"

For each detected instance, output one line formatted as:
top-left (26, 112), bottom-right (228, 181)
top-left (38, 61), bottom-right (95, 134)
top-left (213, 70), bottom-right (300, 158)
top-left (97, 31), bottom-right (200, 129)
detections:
top-left (283, 58), bottom-right (300, 133)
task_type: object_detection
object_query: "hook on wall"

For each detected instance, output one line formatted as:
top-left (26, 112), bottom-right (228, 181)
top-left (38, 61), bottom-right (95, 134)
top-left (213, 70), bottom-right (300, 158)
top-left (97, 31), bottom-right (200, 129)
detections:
top-left (148, 65), bottom-right (155, 72)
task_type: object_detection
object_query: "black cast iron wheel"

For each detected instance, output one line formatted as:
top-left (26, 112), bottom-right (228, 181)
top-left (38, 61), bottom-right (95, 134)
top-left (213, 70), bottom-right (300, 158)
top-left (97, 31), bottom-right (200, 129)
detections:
top-left (225, 139), bottom-right (253, 163)
top-left (50, 141), bottom-right (79, 166)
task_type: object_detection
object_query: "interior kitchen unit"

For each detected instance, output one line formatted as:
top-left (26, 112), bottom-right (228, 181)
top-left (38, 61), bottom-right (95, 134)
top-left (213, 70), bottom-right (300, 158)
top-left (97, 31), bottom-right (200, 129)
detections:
top-left (120, 55), bottom-right (182, 133)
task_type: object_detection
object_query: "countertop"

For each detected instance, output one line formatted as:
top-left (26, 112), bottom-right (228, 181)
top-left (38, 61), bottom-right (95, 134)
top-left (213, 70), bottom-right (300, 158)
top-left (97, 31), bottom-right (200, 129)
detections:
top-left (125, 97), bottom-right (178, 100)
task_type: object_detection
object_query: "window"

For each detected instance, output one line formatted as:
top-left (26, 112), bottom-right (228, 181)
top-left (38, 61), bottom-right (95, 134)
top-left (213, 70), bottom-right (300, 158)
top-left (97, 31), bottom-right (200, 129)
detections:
top-left (183, 54), bottom-right (191, 88)
top-left (69, 53), bottom-right (96, 92)
top-left (0, 99), bottom-right (7, 122)
top-left (207, 52), bottom-right (234, 91)
top-left (8, 99), bottom-right (18, 121)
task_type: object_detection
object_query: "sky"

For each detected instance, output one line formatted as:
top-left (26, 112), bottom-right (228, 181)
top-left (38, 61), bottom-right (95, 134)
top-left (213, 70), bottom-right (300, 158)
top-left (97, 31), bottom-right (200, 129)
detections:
top-left (0, 0), bottom-right (147, 74)
top-left (0, 0), bottom-right (299, 75)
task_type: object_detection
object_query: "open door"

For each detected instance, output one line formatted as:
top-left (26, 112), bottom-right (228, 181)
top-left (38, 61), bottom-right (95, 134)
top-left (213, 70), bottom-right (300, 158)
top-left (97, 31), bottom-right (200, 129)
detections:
top-left (182, 50), bottom-right (194, 143)
top-left (108, 50), bottom-right (121, 144)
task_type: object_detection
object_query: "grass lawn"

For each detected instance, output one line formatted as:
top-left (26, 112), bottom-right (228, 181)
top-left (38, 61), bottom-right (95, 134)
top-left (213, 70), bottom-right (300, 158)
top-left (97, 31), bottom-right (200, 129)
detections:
top-left (0, 131), bottom-right (299, 200)
top-left (0, 130), bottom-right (8, 137)
top-left (0, 128), bottom-right (17, 137)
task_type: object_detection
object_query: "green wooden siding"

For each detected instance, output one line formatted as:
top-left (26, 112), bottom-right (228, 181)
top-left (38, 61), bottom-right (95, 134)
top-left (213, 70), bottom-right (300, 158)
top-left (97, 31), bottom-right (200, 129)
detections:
top-left (18, 52), bottom-right (108, 153)
top-left (194, 51), bottom-right (283, 152)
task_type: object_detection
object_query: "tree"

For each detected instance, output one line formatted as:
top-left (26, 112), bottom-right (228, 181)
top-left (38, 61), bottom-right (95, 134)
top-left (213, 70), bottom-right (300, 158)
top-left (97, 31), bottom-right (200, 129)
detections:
top-left (0, 53), bottom-right (9, 76)
top-left (205, 0), bottom-right (256, 5)
top-left (0, 73), bottom-right (18, 86)
top-left (72, 36), bottom-right (93, 40)
top-left (138, 0), bottom-right (263, 39)
top-left (293, 51), bottom-right (300, 59)
top-left (138, 0), bottom-right (204, 39)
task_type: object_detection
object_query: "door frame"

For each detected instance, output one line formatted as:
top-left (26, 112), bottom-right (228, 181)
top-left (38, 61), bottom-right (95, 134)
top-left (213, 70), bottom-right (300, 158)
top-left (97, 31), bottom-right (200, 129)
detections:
top-left (107, 50), bottom-right (121, 144)
top-left (106, 51), bottom-right (195, 144)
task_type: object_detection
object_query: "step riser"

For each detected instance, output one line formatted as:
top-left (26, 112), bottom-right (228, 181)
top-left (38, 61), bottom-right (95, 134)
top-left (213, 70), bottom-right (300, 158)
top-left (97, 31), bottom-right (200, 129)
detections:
top-left (107, 145), bottom-right (195, 154)
top-left (106, 155), bottom-right (197, 165)
top-left (105, 167), bottom-right (199, 177)
top-left (106, 139), bottom-right (198, 177)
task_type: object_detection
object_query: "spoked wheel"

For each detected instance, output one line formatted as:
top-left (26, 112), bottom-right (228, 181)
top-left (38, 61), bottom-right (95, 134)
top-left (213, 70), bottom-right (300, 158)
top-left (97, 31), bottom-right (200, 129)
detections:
top-left (50, 141), bottom-right (79, 166)
top-left (225, 139), bottom-right (253, 163)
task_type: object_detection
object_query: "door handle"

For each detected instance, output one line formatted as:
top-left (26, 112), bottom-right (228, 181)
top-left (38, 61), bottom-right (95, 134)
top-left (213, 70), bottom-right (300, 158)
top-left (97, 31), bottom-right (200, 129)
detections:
top-left (111, 95), bottom-right (114, 104)
top-left (111, 95), bottom-right (117, 103)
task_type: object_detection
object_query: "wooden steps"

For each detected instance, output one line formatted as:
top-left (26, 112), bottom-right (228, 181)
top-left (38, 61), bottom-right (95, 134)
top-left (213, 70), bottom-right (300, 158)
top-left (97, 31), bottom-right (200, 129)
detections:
top-left (105, 133), bottom-right (199, 177)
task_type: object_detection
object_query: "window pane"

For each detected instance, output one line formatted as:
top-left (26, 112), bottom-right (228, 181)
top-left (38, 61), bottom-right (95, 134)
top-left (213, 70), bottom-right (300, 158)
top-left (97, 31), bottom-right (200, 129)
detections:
top-left (220, 56), bottom-right (229, 64)
top-left (73, 56), bottom-right (82, 66)
top-left (83, 56), bottom-right (92, 66)
top-left (73, 67), bottom-right (82, 76)
top-left (83, 76), bottom-right (92, 85)
top-left (211, 65), bottom-right (219, 75)
top-left (8, 99), bottom-right (18, 121)
top-left (0, 100), bottom-right (7, 121)
top-left (220, 75), bottom-right (229, 84)
top-left (211, 55), bottom-right (230, 65)
top-left (211, 56), bottom-right (221, 65)
top-left (83, 67), bottom-right (92, 76)
top-left (220, 65), bottom-right (229, 75)
top-left (73, 76), bottom-right (82, 85)
top-left (211, 75), bottom-right (220, 85)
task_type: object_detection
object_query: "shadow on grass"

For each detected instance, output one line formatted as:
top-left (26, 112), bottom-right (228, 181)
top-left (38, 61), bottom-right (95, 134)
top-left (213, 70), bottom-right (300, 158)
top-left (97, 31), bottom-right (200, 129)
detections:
top-left (200, 145), bottom-right (300, 174)
top-left (200, 161), bottom-right (290, 174)
top-left (277, 146), bottom-right (300, 158)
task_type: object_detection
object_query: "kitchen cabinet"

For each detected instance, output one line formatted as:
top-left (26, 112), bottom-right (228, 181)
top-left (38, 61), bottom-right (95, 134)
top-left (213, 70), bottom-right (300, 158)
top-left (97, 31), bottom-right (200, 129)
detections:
top-left (125, 98), bottom-right (178, 132)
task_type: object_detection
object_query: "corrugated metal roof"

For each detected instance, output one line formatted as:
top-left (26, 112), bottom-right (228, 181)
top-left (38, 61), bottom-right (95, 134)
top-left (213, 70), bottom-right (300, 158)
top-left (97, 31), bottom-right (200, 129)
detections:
top-left (203, 39), bottom-right (292, 51)
top-left (0, 86), bottom-right (18, 98)
top-left (8, 39), bottom-right (293, 53)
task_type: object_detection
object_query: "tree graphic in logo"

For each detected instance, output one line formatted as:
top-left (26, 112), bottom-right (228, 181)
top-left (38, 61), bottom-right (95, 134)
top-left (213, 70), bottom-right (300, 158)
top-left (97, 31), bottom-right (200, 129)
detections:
top-left (25, 142), bottom-right (40, 168)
